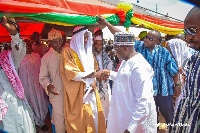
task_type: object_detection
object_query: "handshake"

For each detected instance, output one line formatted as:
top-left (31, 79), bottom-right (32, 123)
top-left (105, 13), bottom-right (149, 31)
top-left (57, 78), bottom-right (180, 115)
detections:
top-left (82, 69), bottom-right (110, 80)
top-left (94, 69), bottom-right (110, 81)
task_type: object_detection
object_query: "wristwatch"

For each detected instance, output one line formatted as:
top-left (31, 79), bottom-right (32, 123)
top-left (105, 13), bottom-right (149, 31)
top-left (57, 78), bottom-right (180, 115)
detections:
top-left (175, 83), bottom-right (182, 87)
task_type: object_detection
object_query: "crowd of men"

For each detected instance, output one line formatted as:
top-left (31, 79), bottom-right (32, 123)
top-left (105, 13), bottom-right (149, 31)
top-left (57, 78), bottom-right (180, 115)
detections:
top-left (0, 5), bottom-right (199, 133)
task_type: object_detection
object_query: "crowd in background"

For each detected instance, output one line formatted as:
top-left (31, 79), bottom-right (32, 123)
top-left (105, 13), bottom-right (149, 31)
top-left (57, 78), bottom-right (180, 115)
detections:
top-left (0, 5), bottom-right (200, 133)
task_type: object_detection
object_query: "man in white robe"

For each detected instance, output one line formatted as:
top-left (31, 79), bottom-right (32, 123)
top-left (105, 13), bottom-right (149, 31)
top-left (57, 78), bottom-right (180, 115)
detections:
top-left (39, 29), bottom-right (66, 133)
top-left (99, 31), bottom-right (157, 132)
top-left (18, 39), bottom-right (49, 132)
top-left (0, 16), bottom-right (35, 132)
top-left (166, 38), bottom-right (193, 110)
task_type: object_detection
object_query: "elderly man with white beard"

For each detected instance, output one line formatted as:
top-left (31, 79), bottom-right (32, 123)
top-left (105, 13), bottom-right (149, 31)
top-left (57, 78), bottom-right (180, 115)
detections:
top-left (93, 35), bottom-right (113, 124)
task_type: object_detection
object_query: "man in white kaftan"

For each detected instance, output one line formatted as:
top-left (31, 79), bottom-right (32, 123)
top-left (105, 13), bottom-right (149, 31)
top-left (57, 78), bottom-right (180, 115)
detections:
top-left (18, 39), bottom-right (49, 130)
top-left (0, 16), bottom-right (35, 133)
top-left (94, 25), bottom-right (157, 132)
top-left (97, 16), bottom-right (157, 133)
top-left (107, 32), bottom-right (157, 133)
top-left (107, 53), bottom-right (157, 133)
top-left (39, 29), bottom-right (66, 133)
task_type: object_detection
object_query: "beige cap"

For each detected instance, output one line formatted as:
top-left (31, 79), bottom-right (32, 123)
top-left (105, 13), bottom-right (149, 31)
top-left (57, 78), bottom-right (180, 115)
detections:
top-left (48, 28), bottom-right (62, 41)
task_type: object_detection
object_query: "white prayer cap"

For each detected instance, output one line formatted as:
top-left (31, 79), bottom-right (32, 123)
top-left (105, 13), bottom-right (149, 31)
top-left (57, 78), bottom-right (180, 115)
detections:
top-left (114, 32), bottom-right (135, 46)
top-left (93, 35), bottom-right (103, 41)
top-left (48, 28), bottom-right (62, 41)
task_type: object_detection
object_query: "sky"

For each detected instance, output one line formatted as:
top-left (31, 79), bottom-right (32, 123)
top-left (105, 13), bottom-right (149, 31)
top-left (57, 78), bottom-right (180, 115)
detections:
top-left (120, 0), bottom-right (194, 21)
top-left (103, 0), bottom-right (195, 39)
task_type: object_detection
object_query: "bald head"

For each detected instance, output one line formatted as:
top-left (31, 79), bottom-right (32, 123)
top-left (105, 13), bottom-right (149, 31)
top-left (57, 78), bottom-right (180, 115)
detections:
top-left (144, 30), bottom-right (162, 50)
top-left (186, 6), bottom-right (200, 19)
top-left (175, 33), bottom-right (185, 41)
top-left (151, 30), bottom-right (161, 39)
top-left (185, 6), bottom-right (200, 25)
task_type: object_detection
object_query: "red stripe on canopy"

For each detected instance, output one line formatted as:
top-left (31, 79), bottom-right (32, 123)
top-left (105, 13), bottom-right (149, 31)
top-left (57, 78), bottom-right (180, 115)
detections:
top-left (133, 13), bottom-right (184, 28)
top-left (0, 23), bottom-right (44, 42)
top-left (0, 0), bottom-right (116, 16)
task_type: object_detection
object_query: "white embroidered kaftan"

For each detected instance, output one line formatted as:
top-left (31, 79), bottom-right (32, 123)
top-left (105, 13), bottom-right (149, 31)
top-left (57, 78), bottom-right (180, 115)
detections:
top-left (107, 53), bottom-right (157, 133)
top-left (0, 33), bottom-right (35, 133)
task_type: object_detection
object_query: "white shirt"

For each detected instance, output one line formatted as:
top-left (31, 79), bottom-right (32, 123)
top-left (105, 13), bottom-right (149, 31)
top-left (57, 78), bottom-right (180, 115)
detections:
top-left (107, 53), bottom-right (157, 133)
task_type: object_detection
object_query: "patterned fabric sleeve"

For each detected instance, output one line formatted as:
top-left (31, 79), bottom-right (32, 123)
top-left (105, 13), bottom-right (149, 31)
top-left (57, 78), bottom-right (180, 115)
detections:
top-left (134, 40), bottom-right (143, 52)
top-left (165, 50), bottom-right (179, 77)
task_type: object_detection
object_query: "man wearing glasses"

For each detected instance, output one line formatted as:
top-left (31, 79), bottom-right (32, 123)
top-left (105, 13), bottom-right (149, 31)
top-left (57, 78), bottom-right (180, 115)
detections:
top-left (134, 30), bottom-right (181, 126)
top-left (169, 6), bottom-right (200, 133)
top-left (97, 15), bottom-right (181, 129)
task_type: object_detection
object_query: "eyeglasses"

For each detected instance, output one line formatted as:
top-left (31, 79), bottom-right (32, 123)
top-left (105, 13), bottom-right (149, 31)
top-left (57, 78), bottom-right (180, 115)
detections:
top-left (183, 27), bottom-right (200, 35)
top-left (145, 36), bottom-right (154, 41)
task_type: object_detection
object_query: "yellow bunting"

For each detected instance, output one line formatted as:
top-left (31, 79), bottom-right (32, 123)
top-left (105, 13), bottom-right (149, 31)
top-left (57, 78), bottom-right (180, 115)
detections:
top-left (40, 20), bottom-right (75, 26)
top-left (131, 17), bottom-right (184, 35)
top-left (117, 2), bottom-right (133, 13)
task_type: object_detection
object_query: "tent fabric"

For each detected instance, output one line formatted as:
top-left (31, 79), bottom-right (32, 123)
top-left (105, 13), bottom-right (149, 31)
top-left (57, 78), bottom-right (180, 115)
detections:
top-left (0, 0), bottom-right (116, 16)
top-left (0, 23), bottom-right (44, 42)
top-left (0, 0), bottom-right (184, 42)
top-left (0, 12), bottom-right (183, 30)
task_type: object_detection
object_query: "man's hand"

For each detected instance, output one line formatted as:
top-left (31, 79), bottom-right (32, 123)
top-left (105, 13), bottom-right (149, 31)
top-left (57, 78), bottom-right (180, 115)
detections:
top-left (96, 15), bottom-right (121, 35)
top-left (90, 79), bottom-right (97, 93)
top-left (96, 15), bottom-right (109, 26)
top-left (173, 86), bottom-right (181, 99)
top-left (94, 69), bottom-right (110, 80)
top-left (0, 16), bottom-right (18, 35)
top-left (94, 70), bottom-right (104, 79)
top-left (101, 69), bottom-right (110, 80)
top-left (47, 84), bottom-right (59, 95)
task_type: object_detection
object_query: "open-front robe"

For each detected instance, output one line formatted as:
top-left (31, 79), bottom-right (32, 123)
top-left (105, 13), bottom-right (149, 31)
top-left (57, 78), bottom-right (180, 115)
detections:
top-left (60, 47), bottom-right (106, 133)
top-left (0, 33), bottom-right (35, 133)
top-left (19, 52), bottom-right (49, 127)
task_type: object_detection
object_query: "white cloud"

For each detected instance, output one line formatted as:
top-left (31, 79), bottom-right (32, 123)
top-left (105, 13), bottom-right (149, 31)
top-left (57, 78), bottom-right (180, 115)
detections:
top-left (162, 1), bottom-right (193, 21)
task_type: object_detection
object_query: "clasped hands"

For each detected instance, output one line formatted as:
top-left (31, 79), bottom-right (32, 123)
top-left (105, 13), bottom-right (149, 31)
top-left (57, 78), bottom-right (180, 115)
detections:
top-left (89, 69), bottom-right (110, 92)
top-left (94, 69), bottom-right (110, 81)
